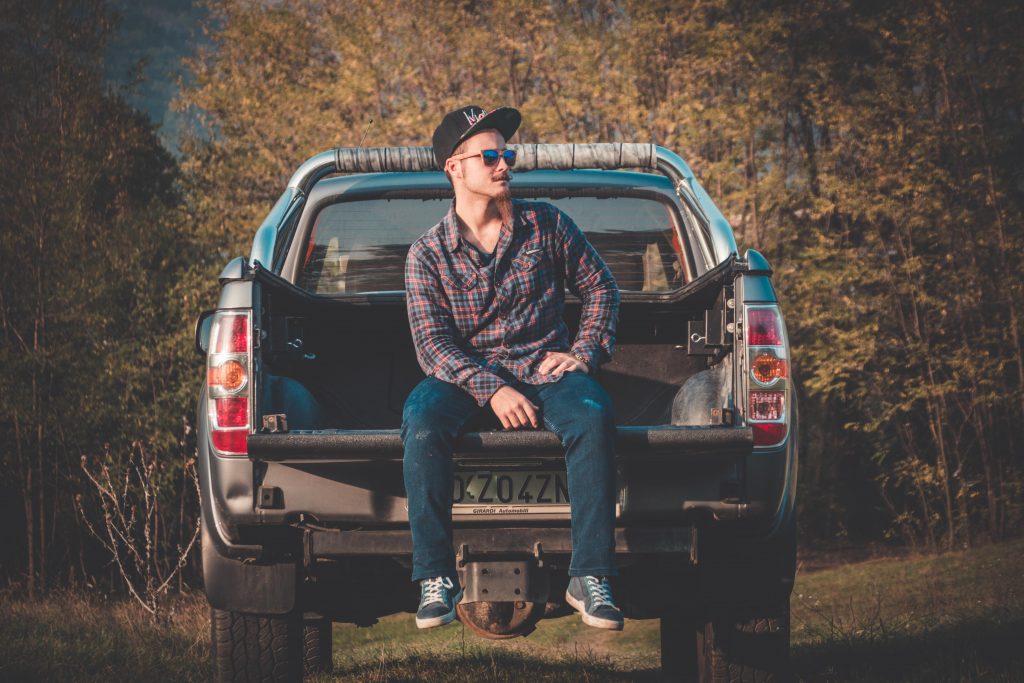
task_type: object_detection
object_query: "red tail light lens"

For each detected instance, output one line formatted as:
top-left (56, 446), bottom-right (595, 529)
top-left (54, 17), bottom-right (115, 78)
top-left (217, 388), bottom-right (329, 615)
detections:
top-left (753, 423), bottom-right (787, 446)
top-left (211, 314), bottom-right (249, 354)
top-left (207, 311), bottom-right (252, 456)
top-left (212, 430), bottom-right (248, 453)
top-left (746, 303), bottom-right (790, 447)
top-left (747, 308), bottom-right (783, 346)
top-left (215, 397), bottom-right (249, 428)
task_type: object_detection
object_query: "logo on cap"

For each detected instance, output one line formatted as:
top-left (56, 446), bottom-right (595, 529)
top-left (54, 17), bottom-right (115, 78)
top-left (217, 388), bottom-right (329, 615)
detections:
top-left (463, 108), bottom-right (486, 126)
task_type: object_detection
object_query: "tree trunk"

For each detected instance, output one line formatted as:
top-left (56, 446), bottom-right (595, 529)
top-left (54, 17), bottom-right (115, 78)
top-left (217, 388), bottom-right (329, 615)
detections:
top-left (16, 412), bottom-right (35, 600)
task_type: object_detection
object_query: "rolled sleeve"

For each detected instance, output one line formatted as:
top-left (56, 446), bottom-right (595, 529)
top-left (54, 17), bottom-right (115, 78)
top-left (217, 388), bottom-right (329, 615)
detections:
top-left (556, 210), bottom-right (619, 367)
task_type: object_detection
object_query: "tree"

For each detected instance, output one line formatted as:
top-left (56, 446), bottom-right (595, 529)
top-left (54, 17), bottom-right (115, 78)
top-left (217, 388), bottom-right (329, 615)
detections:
top-left (0, 0), bottom-right (201, 594)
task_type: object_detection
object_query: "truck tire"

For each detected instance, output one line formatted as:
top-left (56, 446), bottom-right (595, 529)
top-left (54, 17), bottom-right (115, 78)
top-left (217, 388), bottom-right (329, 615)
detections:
top-left (211, 606), bottom-right (302, 683)
top-left (302, 617), bottom-right (332, 675)
top-left (659, 610), bottom-right (699, 680)
top-left (697, 597), bottom-right (791, 683)
top-left (692, 516), bottom-right (796, 683)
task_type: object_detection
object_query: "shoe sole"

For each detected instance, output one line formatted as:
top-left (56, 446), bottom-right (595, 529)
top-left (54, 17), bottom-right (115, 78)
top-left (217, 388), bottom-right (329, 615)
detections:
top-left (565, 590), bottom-right (624, 631)
top-left (415, 589), bottom-right (463, 629)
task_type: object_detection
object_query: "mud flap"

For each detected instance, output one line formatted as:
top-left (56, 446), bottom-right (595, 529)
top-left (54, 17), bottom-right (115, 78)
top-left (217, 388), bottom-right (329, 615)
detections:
top-left (202, 520), bottom-right (298, 615)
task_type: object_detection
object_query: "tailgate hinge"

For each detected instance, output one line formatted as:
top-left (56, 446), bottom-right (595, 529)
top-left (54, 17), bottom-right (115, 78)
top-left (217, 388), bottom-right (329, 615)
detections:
top-left (262, 414), bottom-right (289, 433)
top-left (688, 285), bottom-right (734, 358)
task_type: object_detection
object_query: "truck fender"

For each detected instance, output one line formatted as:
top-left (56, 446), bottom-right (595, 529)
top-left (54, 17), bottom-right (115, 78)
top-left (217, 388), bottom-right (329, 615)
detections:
top-left (197, 386), bottom-right (297, 615)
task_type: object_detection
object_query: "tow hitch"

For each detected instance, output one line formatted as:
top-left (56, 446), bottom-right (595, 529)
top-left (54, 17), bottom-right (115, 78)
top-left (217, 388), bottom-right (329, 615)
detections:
top-left (455, 543), bottom-right (550, 639)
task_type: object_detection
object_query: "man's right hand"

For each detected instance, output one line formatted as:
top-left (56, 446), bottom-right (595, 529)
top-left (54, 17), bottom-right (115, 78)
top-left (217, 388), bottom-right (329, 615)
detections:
top-left (489, 386), bottom-right (540, 430)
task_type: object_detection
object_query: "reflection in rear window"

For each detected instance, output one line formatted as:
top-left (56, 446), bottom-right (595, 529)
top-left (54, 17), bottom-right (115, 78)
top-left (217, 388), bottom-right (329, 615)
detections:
top-left (298, 196), bottom-right (685, 294)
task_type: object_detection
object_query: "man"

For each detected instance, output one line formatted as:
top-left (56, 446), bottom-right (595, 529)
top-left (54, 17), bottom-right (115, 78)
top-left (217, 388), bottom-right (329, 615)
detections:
top-left (402, 105), bottom-right (622, 631)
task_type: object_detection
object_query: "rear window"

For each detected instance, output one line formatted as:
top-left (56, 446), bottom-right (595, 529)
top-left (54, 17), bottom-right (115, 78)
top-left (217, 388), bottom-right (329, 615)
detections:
top-left (298, 195), bottom-right (686, 294)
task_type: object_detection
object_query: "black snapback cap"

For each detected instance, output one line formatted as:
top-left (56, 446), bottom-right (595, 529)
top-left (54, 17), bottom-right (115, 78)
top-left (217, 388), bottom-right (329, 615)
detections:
top-left (431, 105), bottom-right (521, 168)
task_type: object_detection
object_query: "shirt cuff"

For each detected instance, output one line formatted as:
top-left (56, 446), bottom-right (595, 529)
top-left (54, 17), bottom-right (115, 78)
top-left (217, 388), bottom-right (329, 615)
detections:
top-left (463, 370), bottom-right (507, 406)
top-left (569, 345), bottom-right (599, 369)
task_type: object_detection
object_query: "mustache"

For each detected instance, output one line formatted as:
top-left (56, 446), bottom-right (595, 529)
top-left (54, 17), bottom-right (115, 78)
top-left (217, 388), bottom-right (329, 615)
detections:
top-left (492, 171), bottom-right (512, 182)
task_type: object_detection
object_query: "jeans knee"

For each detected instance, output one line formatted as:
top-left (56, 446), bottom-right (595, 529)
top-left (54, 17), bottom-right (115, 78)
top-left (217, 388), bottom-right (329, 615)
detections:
top-left (563, 397), bottom-right (615, 443)
top-left (401, 416), bottom-right (447, 450)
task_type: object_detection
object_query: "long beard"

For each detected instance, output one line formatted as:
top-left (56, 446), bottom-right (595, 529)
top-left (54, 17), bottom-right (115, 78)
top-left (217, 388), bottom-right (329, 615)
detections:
top-left (496, 188), bottom-right (513, 227)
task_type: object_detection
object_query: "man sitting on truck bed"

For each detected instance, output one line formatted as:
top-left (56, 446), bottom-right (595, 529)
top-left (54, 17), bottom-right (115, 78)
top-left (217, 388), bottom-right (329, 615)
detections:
top-left (402, 105), bottom-right (624, 631)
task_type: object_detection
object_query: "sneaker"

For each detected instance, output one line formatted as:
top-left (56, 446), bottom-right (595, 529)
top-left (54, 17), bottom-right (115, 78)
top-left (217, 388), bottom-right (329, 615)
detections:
top-left (415, 576), bottom-right (463, 629)
top-left (565, 576), bottom-right (624, 630)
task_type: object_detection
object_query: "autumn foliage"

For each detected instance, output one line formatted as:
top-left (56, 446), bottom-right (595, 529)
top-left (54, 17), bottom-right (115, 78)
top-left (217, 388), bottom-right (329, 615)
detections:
top-left (182, 0), bottom-right (1024, 551)
top-left (0, 0), bottom-right (1021, 593)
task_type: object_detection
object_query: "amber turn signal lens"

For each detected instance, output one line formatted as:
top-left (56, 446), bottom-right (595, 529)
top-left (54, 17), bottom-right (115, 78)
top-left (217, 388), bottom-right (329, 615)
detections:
top-left (209, 360), bottom-right (246, 391)
top-left (752, 352), bottom-right (787, 384)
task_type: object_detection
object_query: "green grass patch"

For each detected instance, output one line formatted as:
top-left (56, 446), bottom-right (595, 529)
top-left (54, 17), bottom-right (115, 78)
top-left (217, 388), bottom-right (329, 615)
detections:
top-left (0, 590), bottom-right (210, 682)
top-left (1, 539), bottom-right (1021, 681)
top-left (789, 539), bottom-right (1024, 682)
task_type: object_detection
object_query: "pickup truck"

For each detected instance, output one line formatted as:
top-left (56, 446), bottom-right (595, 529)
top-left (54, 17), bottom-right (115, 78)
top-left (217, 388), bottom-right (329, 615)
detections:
top-left (196, 143), bottom-right (798, 682)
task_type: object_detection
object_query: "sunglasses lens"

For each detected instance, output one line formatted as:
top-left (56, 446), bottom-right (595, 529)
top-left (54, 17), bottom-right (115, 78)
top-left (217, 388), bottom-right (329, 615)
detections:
top-left (480, 149), bottom-right (500, 166)
top-left (502, 149), bottom-right (517, 167)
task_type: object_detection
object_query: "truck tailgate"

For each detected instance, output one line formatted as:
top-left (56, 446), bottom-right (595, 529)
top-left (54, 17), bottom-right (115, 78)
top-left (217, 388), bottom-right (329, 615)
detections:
top-left (247, 425), bottom-right (753, 462)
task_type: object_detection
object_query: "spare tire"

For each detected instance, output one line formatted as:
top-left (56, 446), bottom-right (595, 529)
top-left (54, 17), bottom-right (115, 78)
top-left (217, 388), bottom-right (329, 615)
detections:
top-left (456, 601), bottom-right (544, 639)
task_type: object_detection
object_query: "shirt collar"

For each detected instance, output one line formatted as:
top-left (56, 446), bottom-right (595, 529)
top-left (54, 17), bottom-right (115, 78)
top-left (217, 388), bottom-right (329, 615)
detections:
top-left (442, 199), bottom-right (525, 254)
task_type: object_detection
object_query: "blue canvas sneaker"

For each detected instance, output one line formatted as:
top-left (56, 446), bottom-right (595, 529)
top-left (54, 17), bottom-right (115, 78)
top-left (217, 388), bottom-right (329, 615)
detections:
top-left (565, 576), bottom-right (624, 630)
top-left (415, 576), bottom-right (463, 629)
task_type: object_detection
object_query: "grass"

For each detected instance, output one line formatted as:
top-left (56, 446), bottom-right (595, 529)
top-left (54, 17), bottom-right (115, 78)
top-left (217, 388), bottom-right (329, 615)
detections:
top-left (0, 538), bottom-right (1021, 682)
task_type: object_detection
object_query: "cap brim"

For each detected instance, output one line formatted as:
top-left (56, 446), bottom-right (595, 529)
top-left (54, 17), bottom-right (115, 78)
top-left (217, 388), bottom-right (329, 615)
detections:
top-left (456, 106), bottom-right (521, 148)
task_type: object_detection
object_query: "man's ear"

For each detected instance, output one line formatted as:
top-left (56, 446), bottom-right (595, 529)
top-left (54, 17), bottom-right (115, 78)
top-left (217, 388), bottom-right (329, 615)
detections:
top-left (446, 157), bottom-right (462, 182)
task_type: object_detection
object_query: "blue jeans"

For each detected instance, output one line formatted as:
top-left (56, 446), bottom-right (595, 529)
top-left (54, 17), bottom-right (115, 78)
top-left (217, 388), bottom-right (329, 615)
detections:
top-left (401, 372), bottom-right (618, 584)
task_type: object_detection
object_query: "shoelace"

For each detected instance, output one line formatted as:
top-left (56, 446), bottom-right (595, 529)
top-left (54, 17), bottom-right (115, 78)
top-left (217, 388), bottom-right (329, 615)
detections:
top-left (421, 576), bottom-right (454, 604)
top-left (584, 576), bottom-right (614, 608)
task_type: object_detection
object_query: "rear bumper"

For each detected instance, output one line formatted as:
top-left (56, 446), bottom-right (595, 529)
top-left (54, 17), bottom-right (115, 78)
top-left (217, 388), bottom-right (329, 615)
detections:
top-left (306, 525), bottom-right (697, 564)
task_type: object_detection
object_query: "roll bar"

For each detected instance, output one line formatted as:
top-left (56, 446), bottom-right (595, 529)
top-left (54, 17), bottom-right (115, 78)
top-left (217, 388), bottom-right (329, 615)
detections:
top-left (287, 143), bottom-right (663, 191)
top-left (253, 144), bottom-right (737, 268)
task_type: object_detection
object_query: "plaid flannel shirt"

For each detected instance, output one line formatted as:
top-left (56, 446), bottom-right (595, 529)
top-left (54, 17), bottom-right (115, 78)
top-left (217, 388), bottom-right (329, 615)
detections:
top-left (405, 200), bottom-right (619, 406)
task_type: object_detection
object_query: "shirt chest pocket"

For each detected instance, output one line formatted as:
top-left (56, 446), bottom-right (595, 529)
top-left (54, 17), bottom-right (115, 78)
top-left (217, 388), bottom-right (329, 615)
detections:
top-left (510, 251), bottom-right (551, 300)
top-left (441, 270), bottom-right (482, 321)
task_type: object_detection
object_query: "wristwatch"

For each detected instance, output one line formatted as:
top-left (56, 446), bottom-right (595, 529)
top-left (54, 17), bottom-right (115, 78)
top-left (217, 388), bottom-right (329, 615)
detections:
top-left (571, 351), bottom-right (591, 371)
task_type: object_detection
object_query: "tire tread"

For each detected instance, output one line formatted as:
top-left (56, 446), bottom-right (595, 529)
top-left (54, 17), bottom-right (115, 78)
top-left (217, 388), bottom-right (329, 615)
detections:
top-left (211, 606), bottom-right (301, 682)
top-left (302, 618), bottom-right (332, 675)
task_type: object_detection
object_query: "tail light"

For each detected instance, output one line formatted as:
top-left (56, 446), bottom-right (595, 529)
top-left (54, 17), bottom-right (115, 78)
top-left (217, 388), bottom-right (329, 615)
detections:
top-left (207, 311), bottom-right (253, 455)
top-left (745, 304), bottom-right (790, 447)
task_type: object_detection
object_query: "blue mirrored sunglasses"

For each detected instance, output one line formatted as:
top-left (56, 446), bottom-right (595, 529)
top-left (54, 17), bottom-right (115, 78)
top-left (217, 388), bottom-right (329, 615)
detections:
top-left (451, 148), bottom-right (517, 167)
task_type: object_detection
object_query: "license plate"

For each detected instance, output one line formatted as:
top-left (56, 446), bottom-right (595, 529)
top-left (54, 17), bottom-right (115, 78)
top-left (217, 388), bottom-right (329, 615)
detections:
top-left (453, 470), bottom-right (569, 507)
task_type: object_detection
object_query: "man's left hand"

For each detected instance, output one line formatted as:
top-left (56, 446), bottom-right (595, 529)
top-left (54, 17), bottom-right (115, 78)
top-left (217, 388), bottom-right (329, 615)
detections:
top-left (538, 351), bottom-right (588, 375)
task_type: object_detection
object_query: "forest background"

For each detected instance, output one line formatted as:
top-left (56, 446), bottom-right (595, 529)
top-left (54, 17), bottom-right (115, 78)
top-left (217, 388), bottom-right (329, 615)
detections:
top-left (0, 0), bottom-right (1021, 600)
